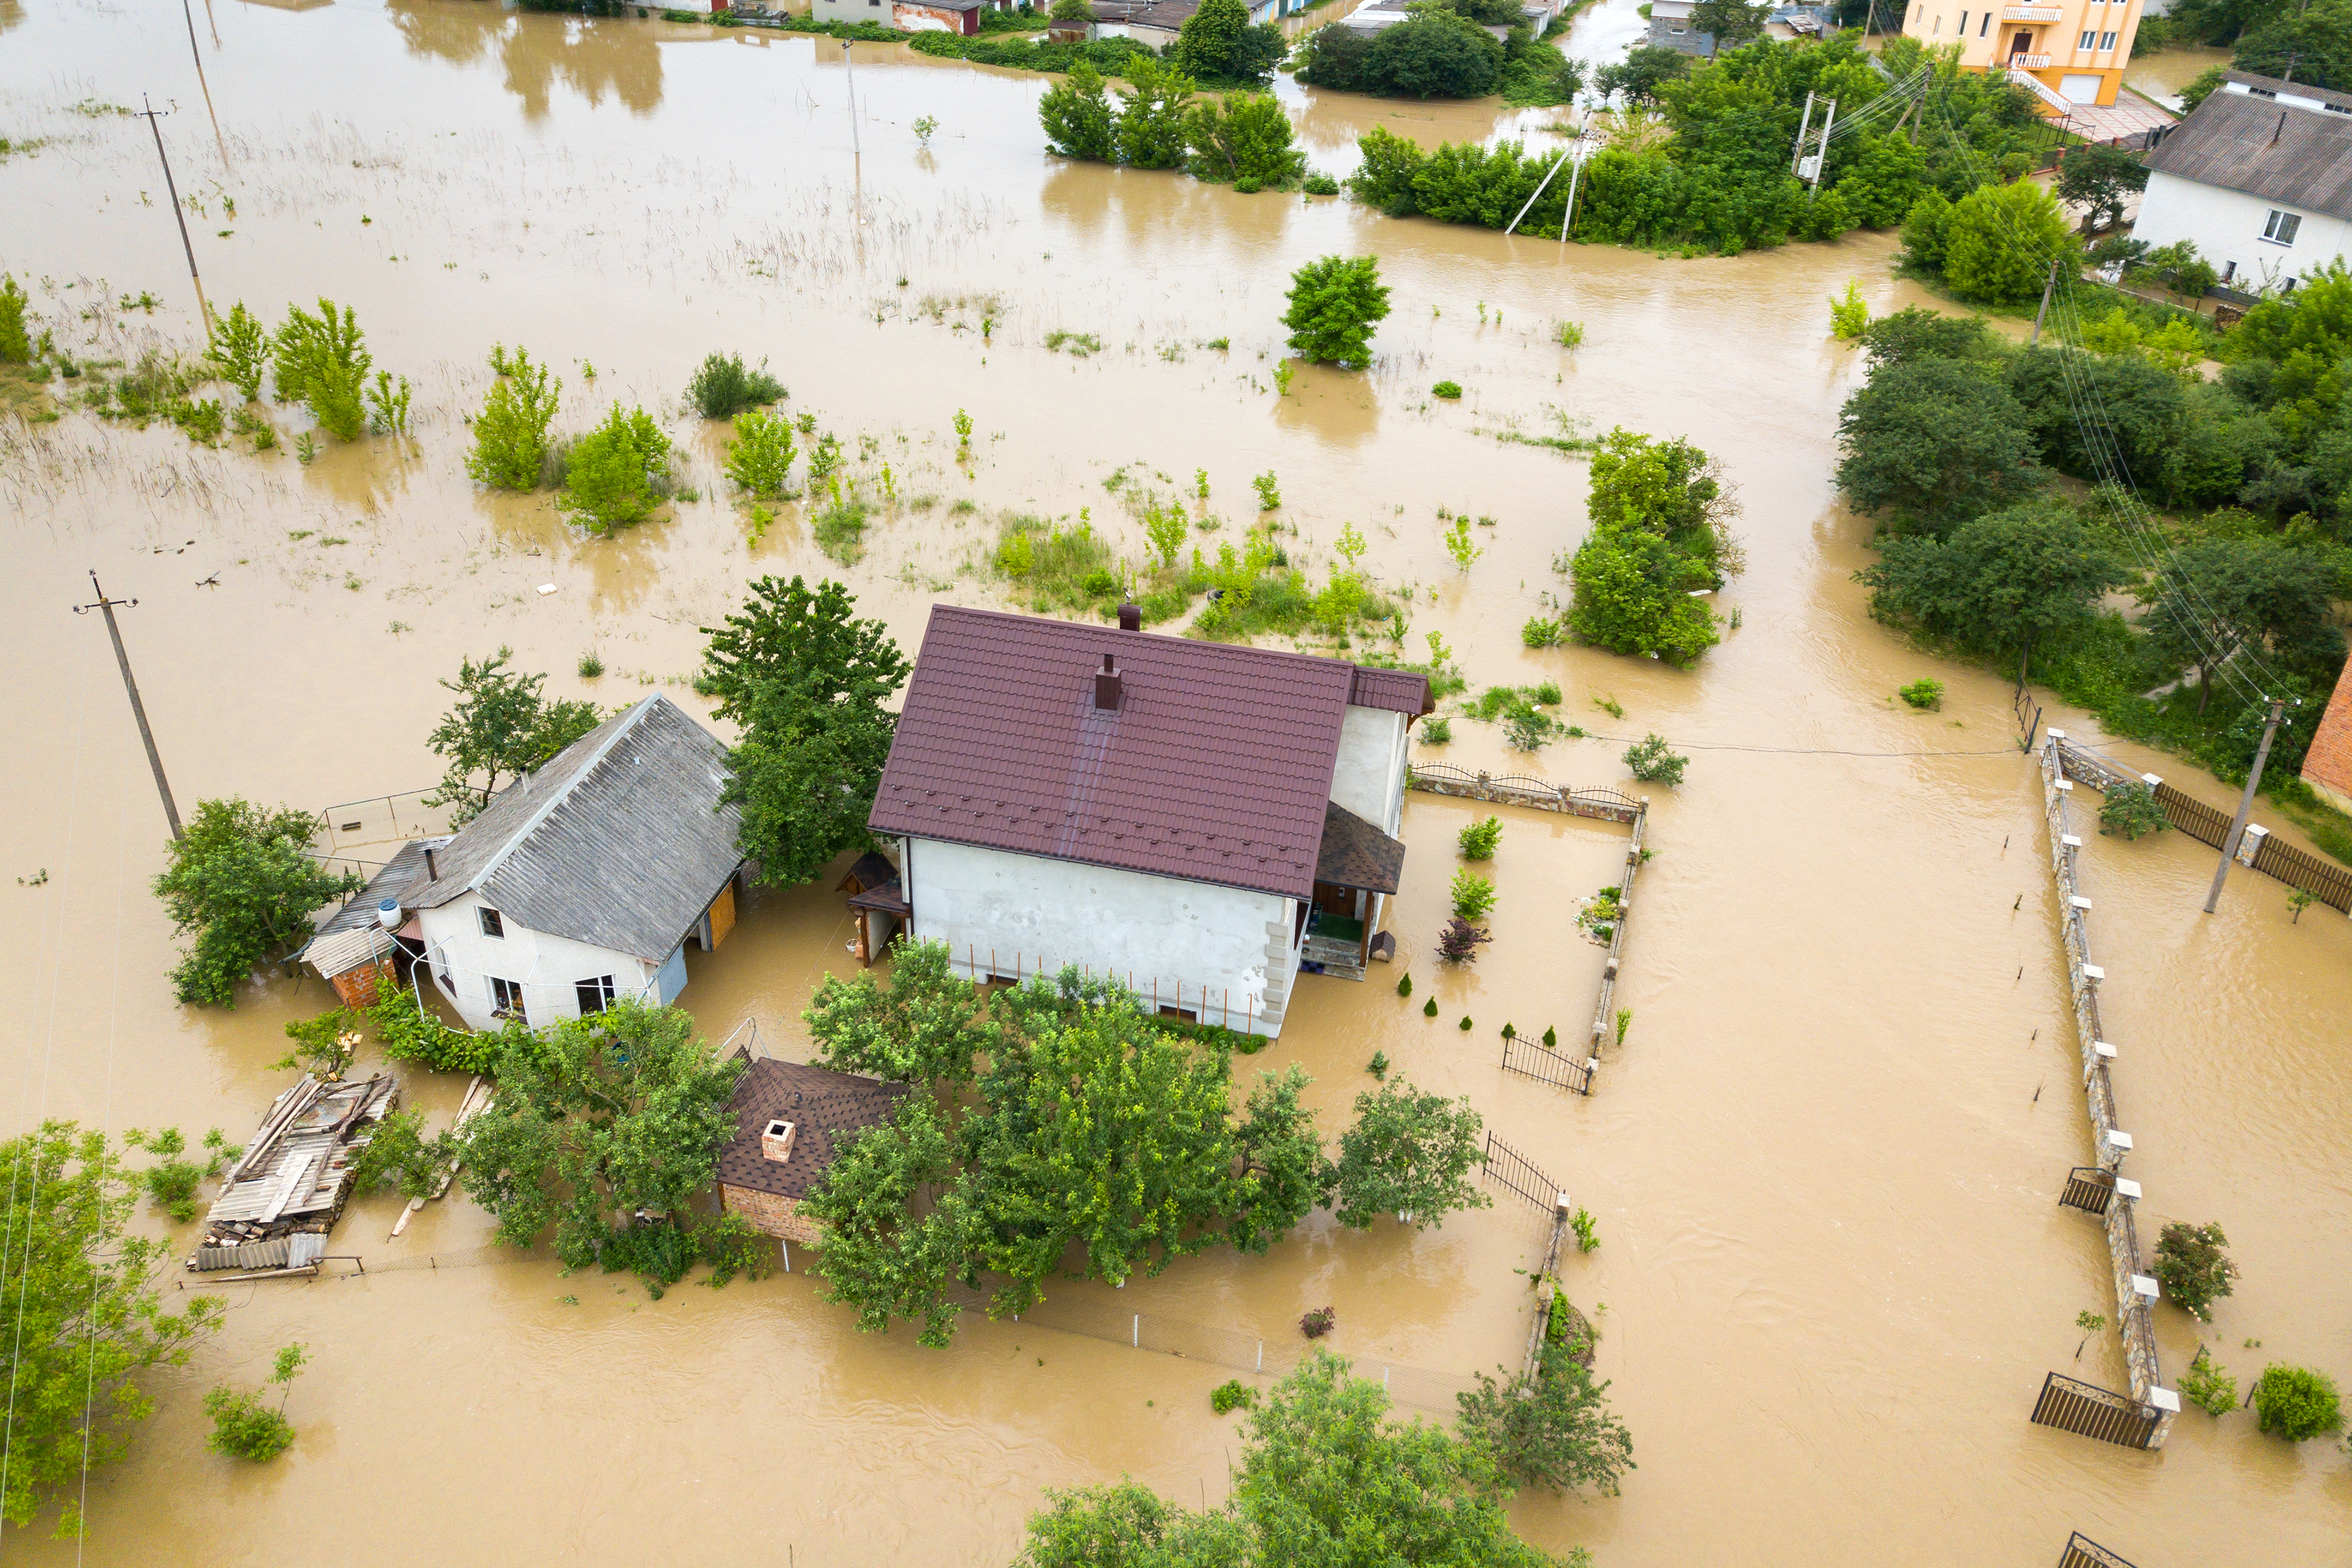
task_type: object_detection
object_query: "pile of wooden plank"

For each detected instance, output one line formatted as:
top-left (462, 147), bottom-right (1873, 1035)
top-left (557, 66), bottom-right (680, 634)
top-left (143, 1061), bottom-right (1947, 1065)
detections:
top-left (189, 1073), bottom-right (399, 1270)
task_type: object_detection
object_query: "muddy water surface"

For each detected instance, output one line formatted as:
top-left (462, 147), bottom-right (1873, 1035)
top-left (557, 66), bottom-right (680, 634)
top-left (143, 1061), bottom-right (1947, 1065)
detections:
top-left (1, 4), bottom-right (2347, 1564)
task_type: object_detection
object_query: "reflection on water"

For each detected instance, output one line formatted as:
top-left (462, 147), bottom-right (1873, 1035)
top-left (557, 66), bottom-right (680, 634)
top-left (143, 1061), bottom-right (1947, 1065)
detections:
top-left (388, 0), bottom-right (664, 117)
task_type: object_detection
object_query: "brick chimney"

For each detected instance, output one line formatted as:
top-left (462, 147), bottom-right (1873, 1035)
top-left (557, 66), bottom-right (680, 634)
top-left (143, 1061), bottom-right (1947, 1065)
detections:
top-left (760, 1119), bottom-right (796, 1164)
top-left (1094, 653), bottom-right (1122, 711)
top-left (1117, 603), bottom-right (1141, 632)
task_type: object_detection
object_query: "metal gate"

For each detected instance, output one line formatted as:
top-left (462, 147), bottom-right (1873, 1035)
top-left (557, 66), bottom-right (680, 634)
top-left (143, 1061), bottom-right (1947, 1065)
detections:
top-left (2058, 1530), bottom-right (2140, 1568)
top-left (1479, 1132), bottom-right (1562, 1213)
top-left (2058, 1166), bottom-right (2116, 1215)
top-left (1501, 1034), bottom-right (1593, 1096)
top-left (2030, 1371), bottom-right (2163, 1449)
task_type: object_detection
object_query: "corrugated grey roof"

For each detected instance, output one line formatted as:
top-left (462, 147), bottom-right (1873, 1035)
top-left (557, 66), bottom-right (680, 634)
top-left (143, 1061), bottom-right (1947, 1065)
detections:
top-left (307, 839), bottom-right (445, 952)
top-left (2146, 85), bottom-right (2352, 221)
top-left (2221, 71), bottom-right (2352, 113)
top-left (411, 694), bottom-right (743, 963)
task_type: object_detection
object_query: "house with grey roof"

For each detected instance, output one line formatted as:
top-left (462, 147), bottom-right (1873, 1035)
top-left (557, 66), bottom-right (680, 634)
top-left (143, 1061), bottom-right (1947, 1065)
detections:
top-left (304, 693), bottom-right (746, 1034)
top-left (2134, 72), bottom-right (2352, 293)
top-left (862, 604), bottom-right (1431, 1037)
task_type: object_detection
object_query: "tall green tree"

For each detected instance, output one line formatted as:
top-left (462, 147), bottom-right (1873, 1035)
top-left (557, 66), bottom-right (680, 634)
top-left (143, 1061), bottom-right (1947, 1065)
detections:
top-left (1228, 1064), bottom-right (1335, 1254)
top-left (2139, 536), bottom-right (2347, 709)
top-left (804, 937), bottom-right (1000, 1085)
top-left (2234, 0), bottom-right (2352, 90)
top-left (1456, 1345), bottom-right (1635, 1495)
top-left (1281, 255), bottom-right (1391, 369)
top-left (1172, 0), bottom-right (1286, 84)
top-left (0, 1122), bottom-right (225, 1536)
top-left (457, 1001), bottom-right (745, 1292)
top-left (1362, 9), bottom-right (1505, 98)
top-left (698, 576), bottom-right (911, 887)
top-left (1941, 179), bottom-right (2077, 306)
top-left (423, 646), bottom-right (601, 826)
top-left (1184, 92), bottom-right (1307, 186)
top-left (1116, 57), bottom-right (1197, 169)
top-left (1835, 357), bottom-right (2045, 531)
top-left (1854, 499), bottom-right (2124, 673)
top-left (465, 346), bottom-right (562, 490)
top-left (1689, 0), bottom-right (1769, 46)
top-left (1041, 62), bottom-right (1118, 161)
top-left (558, 402), bottom-right (673, 534)
top-left (2055, 144), bottom-right (2148, 234)
top-left (1566, 529), bottom-right (1720, 665)
top-left (1330, 1077), bottom-right (1490, 1230)
top-left (152, 799), bottom-right (361, 1007)
top-left (798, 1093), bottom-right (978, 1348)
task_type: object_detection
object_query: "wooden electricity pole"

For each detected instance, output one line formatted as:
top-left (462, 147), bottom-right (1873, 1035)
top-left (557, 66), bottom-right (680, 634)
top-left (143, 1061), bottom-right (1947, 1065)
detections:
top-left (135, 95), bottom-right (214, 333)
top-left (74, 572), bottom-right (183, 841)
top-left (2202, 698), bottom-right (2285, 914)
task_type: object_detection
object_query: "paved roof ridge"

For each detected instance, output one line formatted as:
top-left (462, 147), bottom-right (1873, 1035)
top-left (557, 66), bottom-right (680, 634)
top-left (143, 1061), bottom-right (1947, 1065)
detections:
top-left (467, 694), bottom-right (661, 896)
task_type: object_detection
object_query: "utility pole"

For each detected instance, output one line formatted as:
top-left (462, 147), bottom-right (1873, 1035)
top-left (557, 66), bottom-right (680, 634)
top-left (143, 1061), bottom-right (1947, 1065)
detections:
top-left (180, 0), bottom-right (233, 172)
top-left (2031, 255), bottom-right (2061, 344)
top-left (841, 41), bottom-right (860, 157)
top-left (135, 95), bottom-right (214, 333)
top-left (1560, 134), bottom-right (1589, 244)
top-left (1791, 91), bottom-right (1816, 175)
top-left (74, 572), bottom-right (183, 841)
top-left (2202, 698), bottom-right (2285, 914)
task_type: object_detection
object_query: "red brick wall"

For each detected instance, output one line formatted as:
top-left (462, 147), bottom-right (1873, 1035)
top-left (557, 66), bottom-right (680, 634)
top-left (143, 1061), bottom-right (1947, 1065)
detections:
top-left (2302, 655), bottom-right (2352, 815)
top-left (719, 1183), bottom-right (823, 1245)
top-left (330, 956), bottom-right (394, 1010)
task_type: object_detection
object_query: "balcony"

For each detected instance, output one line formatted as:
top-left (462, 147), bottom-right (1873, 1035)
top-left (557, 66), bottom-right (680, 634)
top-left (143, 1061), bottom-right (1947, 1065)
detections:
top-left (2003, 5), bottom-right (2062, 18)
top-left (2010, 52), bottom-right (2053, 67)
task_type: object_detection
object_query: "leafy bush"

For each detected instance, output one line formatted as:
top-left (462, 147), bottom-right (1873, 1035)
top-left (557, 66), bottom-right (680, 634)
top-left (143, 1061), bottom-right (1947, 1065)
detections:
top-left (2178, 1347), bottom-right (2237, 1417)
top-left (466, 348), bottom-right (561, 491)
top-left (1449, 869), bottom-right (1496, 919)
top-left (1436, 917), bottom-right (1490, 963)
top-left (559, 403), bottom-right (673, 532)
top-left (368, 982), bottom-right (501, 1077)
top-left (1420, 716), bottom-right (1452, 744)
top-left (1829, 280), bottom-right (1868, 340)
top-left (1942, 180), bottom-right (2077, 306)
top-left (1898, 678), bottom-right (1943, 710)
top-left (2251, 1364), bottom-right (2341, 1441)
top-left (1298, 1305), bottom-right (1336, 1339)
top-left (1184, 91), bottom-right (1305, 187)
top-left (2100, 779), bottom-right (2170, 840)
top-left (685, 351), bottom-right (785, 419)
top-left (1457, 816), bottom-right (1501, 860)
top-left (2152, 1221), bottom-right (2237, 1322)
top-left (1570, 1206), bottom-right (1597, 1253)
top-left (1623, 733), bottom-right (1686, 786)
top-left (122, 1128), bottom-right (206, 1222)
top-left (270, 299), bottom-right (371, 440)
top-left (152, 799), bottom-right (361, 1008)
top-left (1282, 255), bottom-right (1390, 369)
top-left (272, 1008), bottom-right (359, 1079)
top-left (1040, 61), bottom-right (1117, 160)
top-left (1432, 380), bottom-right (1463, 399)
top-left (1302, 172), bottom-right (1340, 195)
top-left (1522, 616), bottom-right (1563, 647)
top-left (814, 498), bottom-right (872, 564)
top-left (1455, 1344), bottom-right (1633, 1495)
top-left (1397, 973), bottom-right (1412, 997)
top-left (578, 651), bottom-right (604, 678)
top-left (203, 1345), bottom-right (305, 1462)
top-left (725, 408), bottom-right (796, 497)
top-left (1423, 996), bottom-right (1439, 1015)
top-left (206, 302), bottom-right (267, 400)
top-left (1211, 1379), bottom-right (1258, 1413)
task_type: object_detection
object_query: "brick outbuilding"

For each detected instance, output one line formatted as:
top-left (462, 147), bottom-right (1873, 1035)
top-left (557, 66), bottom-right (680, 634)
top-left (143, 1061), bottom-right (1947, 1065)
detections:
top-left (2300, 655), bottom-right (2352, 817)
top-left (713, 1052), bottom-right (906, 1247)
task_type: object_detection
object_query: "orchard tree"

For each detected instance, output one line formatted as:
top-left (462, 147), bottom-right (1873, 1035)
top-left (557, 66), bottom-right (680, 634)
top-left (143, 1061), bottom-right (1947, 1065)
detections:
top-left (804, 938), bottom-right (1002, 1086)
top-left (1456, 1345), bottom-right (1635, 1495)
top-left (799, 1094), bottom-right (978, 1348)
top-left (1228, 1064), bottom-right (1336, 1254)
top-left (1282, 254), bottom-right (1391, 369)
top-left (698, 576), bottom-right (911, 887)
top-left (0, 1122), bottom-right (224, 1535)
top-left (423, 646), bottom-right (600, 825)
top-left (1331, 1077), bottom-right (1490, 1230)
top-left (152, 798), bottom-right (361, 1007)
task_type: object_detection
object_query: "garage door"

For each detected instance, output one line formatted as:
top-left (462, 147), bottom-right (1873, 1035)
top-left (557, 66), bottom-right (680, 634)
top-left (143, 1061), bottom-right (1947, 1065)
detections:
top-left (2061, 73), bottom-right (2102, 103)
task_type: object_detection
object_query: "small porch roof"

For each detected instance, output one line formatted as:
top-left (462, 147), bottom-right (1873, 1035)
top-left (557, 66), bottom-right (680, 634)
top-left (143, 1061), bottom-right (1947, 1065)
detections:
top-left (1315, 799), bottom-right (1405, 895)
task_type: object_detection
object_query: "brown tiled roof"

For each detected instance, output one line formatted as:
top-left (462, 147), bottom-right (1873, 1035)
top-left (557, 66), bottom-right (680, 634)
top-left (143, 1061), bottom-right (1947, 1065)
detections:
top-left (873, 606), bottom-right (1405, 901)
top-left (1315, 799), bottom-right (1405, 894)
top-left (713, 1054), bottom-right (906, 1201)
top-left (1348, 666), bottom-right (1435, 716)
top-left (2148, 83), bottom-right (2352, 221)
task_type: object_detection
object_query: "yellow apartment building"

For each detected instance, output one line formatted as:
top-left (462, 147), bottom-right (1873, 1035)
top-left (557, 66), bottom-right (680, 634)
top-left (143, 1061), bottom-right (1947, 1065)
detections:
top-left (1899, 0), bottom-right (2144, 108)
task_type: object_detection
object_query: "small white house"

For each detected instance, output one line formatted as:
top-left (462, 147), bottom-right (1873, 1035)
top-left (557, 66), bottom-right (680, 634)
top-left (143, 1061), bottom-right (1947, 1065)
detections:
top-left (864, 605), bottom-right (1429, 1037)
top-left (2134, 72), bottom-right (2352, 292)
top-left (306, 694), bottom-right (746, 1034)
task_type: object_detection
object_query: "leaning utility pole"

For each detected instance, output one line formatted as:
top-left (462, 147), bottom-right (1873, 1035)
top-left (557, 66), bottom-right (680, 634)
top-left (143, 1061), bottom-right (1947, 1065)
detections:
top-left (135, 95), bottom-right (213, 333)
top-left (2031, 255), bottom-right (2061, 344)
top-left (2202, 698), bottom-right (2285, 914)
top-left (74, 572), bottom-right (183, 841)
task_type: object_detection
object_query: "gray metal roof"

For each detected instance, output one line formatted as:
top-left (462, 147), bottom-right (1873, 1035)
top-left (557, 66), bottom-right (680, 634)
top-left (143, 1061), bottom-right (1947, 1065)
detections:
top-left (2147, 82), bottom-right (2352, 221)
top-left (410, 694), bottom-right (743, 963)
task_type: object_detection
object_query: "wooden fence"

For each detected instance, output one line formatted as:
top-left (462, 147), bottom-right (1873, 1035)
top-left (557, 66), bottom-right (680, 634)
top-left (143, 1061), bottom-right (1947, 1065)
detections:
top-left (2053, 738), bottom-right (2352, 913)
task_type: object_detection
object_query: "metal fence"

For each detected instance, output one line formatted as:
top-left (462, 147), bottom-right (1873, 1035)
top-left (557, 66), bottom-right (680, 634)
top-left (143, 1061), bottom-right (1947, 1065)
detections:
top-left (1405, 763), bottom-right (1643, 825)
top-left (2059, 1166), bottom-right (2116, 1216)
top-left (2059, 1531), bottom-right (2142, 1568)
top-left (1501, 1034), bottom-right (1594, 1096)
top-left (2029, 1371), bottom-right (2164, 1450)
top-left (1480, 1132), bottom-right (1563, 1213)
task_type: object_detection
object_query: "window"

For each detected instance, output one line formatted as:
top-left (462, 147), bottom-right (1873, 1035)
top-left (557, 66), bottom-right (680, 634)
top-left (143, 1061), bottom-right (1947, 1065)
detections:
top-left (2248, 86), bottom-right (2276, 99)
top-left (2221, 260), bottom-right (2237, 282)
top-left (2263, 209), bottom-right (2301, 245)
top-left (1957, 10), bottom-right (1967, 34)
top-left (489, 976), bottom-right (525, 1017)
top-left (2078, 27), bottom-right (2095, 48)
top-left (1978, 11), bottom-right (1990, 34)
top-left (576, 975), bottom-right (616, 1015)
top-left (478, 907), bottom-right (504, 939)
top-left (2098, 29), bottom-right (2115, 48)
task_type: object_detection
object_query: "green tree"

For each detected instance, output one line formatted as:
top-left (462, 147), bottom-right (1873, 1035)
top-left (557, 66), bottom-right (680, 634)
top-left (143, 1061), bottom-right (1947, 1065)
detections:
top-left (1294, 22), bottom-right (1375, 90)
top-left (1689, 0), bottom-right (1769, 45)
top-left (1854, 500), bottom-right (2124, 674)
top-left (270, 297), bottom-right (371, 440)
top-left (699, 576), bottom-right (910, 887)
top-left (1228, 1064), bottom-right (1335, 1254)
top-left (1041, 61), bottom-right (1118, 160)
top-left (205, 302), bottom-right (268, 400)
top-left (804, 938), bottom-right (1001, 1085)
top-left (2139, 537), bottom-right (2347, 710)
top-left (1835, 357), bottom-right (2044, 531)
top-left (457, 1000), bottom-right (745, 1293)
top-left (465, 346), bottom-right (561, 491)
top-left (152, 799), bottom-right (361, 1007)
top-left (0, 1122), bottom-right (224, 1534)
top-left (1117, 57), bottom-right (1197, 169)
top-left (1942, 179), bottom-right (2076, 304)
top-left (559, 402), bottom-right (673, 532)
top-left (1173, 0), bottom-right (1286, 83)
top-left (423, 646), bottom-right (602, 826)
top-left (683, 351), bottom-right (784, 419)
top-left (2234, 0), bottom-right (2352, 90)
top-left (2055, 144), bottom-right (2149, 233)
top-left (1362, 10), bottom-right (1505, 98)
top-left (725, 406), bottom-right (797, 497)
top-left (1585, 425), bottom-right (1737, 570)
top-left (1456, 1345), bottom-right (1636, 1495)
top-left (203, 1343), bottom-right (306, 1463)
top-left (2176, 62), bottom-right (2229, 112)
top-left (0, 274), bottom-right (29, 363)
top-left (1282, 255), bottom-right (1391, 370)
top-left (1592, 42), bottom-right (1690, 103)
top-left (2251, 1364), bottom-right (2342, 1441)
top-left (799, 1092), bottom-right (978, 1348)
top-left (1048, 0), bottom-right (1092, 16)
top-left (1566, 529), bottom-right (1720, 664)
top-left (1184, 92), bottom-right (1307, 185)
top-left (1330, 1077), bottom-right (1490, 1230)
top-left (2151, 1220), bottom-right (2238, 1322)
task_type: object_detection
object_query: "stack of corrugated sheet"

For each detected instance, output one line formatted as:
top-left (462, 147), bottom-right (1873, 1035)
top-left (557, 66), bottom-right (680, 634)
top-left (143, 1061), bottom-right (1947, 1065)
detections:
top-left (189, 1074), bottom-right (400, 1269)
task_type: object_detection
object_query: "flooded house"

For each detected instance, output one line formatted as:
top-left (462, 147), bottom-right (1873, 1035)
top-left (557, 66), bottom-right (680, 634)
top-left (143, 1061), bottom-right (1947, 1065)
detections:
top-left (713, 1050), bottom-right (907, 1246)
top-left (304, 693), bottom-right (747, 1032)
top-left (861, 604), bottom-right (1429, 1037)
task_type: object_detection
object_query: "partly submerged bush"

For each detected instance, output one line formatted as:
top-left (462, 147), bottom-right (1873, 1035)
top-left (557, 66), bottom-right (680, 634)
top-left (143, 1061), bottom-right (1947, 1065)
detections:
top-left (685, 351), bottom-right (786, 419)
top-left (559, 403), bottom-right (673, 533)
top-left (466, 348), bottom-right (561, 491)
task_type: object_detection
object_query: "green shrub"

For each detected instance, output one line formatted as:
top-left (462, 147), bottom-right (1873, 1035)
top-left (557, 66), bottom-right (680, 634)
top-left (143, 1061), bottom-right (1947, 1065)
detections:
top-left (1450, 868), bottom-right (1496, 919)
top-left (368, 983), bottom-right (500, 1077)
top-left (0, 274), bottom-right (28, 363)
top-left (123, 1128), bottom-right (204, 1222)
top-left (169, 396), bottom-right (225, 443)
top-left (578, 651), bottom-right (604, 678)
top-left (2178, 1347), bottom-right (2237, 1417)
top-left (1432, 380), bottom-right (1463, 399)
top-left (203, 1345), bottom-right (306, 1462)
top-left (2251, 1364), bottom-right (2341, 1441)
top-left (1898, 678), bottom-right (1943, 710)
top-left (1554, 319), bottom-right (1583, 348)
top-left (685, 351), bottom-right (785, 419)
top-left (1420, 715), bottom-right (1452, 744)
top-left (560, 403), bottom-right (673, 533)
top-left (466, 348), bottom-right (561, 491)
top-left (1829, 280), bottom-right (1869, 340)
top-left (1533, 681), bottom-right (1561, 705)
top-left (1209, 1379), bottom-right (1258, 1413)
top-left (270, 298), bottom-right (371, 440)
top-left (2152, 1222), bottom-right (2237, 1322)
top-left (1303, 172), bottom-right (1340, 195)
top-left (1397, 973), bottom-right (1412, 997)
top-left (2100, 779), bottom-right (2170, 840)
top-left (814, 498), bottom-right (871, 564)
top-left (1522, 616), bottom-right (1564, 647)
top-left (348, 1110), bottom-right (455, 1201)
top-left (1458, 1015), bottom-right (1473, 1030)
top-left (1458, 815), bottom-right (1501, 860)
top-left (1423, 996), bottom-right (1439, 1016)
top-left (1623, 732), bottom-right (1686, 786)
top-left (206, 301), bottom-right (267, 399)
top-left (1283, 255), bottom-right (1390, 369)
top-left (725, 408), bottom-right (796, 497)
top-left (1570, 1206), bottom-right (1597, 1252)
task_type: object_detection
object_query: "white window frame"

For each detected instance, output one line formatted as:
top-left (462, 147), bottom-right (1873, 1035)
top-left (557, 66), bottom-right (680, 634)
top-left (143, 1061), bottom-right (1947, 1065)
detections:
top-left (478, 906), bottom-right (504, 939)
top-left (2098, 29), bottom-right (2115, 48)
top-left (2078, 27), bottom-right (2094, 48)
top-left (489, 975), bottom-right (526, 1017)
top-left (2262, 209), bottom-right (2301, 246)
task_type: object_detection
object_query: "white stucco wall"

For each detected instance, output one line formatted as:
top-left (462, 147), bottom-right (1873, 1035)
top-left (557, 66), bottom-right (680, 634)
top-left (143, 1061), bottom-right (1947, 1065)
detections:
top-left (2133, 169), bottom-right (2350, 291)
top-left (416, 889), bottom-right (659, 1033)
top-left (1331, 705), bottom-right (1409, 835)
top-left (904, 838), bottom-right (1302, 1035)
top-left (813, 0), bottom-right (890, 24)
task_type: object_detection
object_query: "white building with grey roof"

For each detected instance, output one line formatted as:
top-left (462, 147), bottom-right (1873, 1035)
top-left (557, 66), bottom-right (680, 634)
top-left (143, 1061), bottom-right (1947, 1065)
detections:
top-left (305, 693), bottom-right (747, 1033)
top-left (2134, 71), bottom-right (2352, 293)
